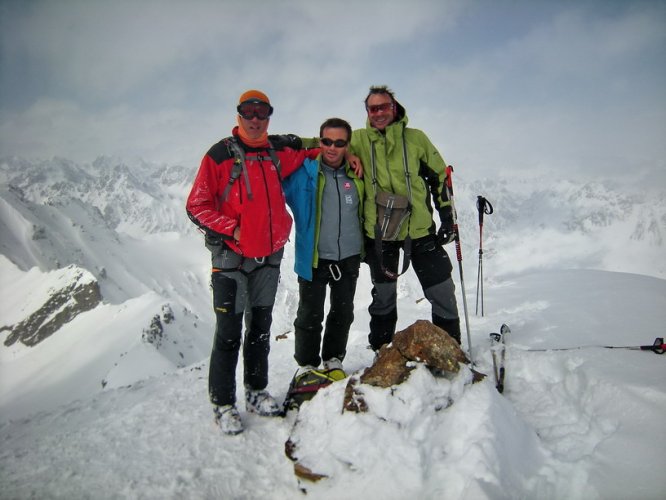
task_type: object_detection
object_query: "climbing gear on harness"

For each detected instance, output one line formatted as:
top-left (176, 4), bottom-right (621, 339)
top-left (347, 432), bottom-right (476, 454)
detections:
top-left (328, 263), bottom-right (342, 281)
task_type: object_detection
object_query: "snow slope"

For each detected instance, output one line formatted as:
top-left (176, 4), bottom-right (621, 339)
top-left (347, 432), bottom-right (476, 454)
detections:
top-left (1, 268), bottom-right (665, 500)
top-left (0, 156), bottom-right (665, 499)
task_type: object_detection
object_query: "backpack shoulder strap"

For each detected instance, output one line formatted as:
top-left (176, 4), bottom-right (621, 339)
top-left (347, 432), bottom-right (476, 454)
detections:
top-left (266, 139), bottom-right (282, 180)
top-left (220, 139), bottom-right (243, 202)
top-left (220, 137), bottom-right (283, 201)
top-left (221, 137), bottom-right (254, 200)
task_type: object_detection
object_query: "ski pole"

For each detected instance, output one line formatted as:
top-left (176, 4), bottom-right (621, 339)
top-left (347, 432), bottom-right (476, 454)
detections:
top-left (526, 337), bottom-right (665, 355)
top-left (475, 195), bottom-right (493, 316)
top-left (445, 165), bottom-right (474, 365)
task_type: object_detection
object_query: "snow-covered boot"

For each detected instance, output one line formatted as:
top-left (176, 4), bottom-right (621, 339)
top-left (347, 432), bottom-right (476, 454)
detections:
top-left (213, 404), bottom-right (244, 435)
top-left (323, 357), bottom-right (343, 371)
top-left (322, 358), bottom-right (346, 381)
top-left (245, 388), bottom-right (281, 417)
top-left (296, 365), bottom-right (317, 378)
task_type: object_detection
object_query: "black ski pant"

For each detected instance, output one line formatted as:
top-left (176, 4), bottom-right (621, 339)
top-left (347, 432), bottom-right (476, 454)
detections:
top-left (208, 250), bottom-right (282, 407)
top-left (365, 234), bottom-right (461, 350)
top-left (293, 255), bottom-right (361, 367)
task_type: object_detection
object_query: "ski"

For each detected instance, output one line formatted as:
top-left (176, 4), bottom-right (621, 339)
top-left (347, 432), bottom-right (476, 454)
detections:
top-left (490, 324), bottom-right (509, 393)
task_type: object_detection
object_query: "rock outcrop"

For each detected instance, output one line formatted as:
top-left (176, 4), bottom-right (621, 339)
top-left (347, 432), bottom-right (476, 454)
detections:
top-left (3, 265), bottom-right (102, 347)
top-left (286, 320), bottom-right (482, 484)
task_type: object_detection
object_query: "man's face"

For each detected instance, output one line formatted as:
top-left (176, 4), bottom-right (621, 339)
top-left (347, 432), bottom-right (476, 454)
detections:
top-left (237, 101), bottom-right (272, 139)
top-left (319, 127), bottom-right (349, 168)
top-left (366, 93), bottom-right (396, 131)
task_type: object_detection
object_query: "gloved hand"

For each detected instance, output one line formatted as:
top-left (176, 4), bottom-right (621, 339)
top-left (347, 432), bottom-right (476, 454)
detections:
top-left (437, 206), bottom-right (456, 245)
top-left (268, 134), bottom-right (300, 149)
top-left (437, 224), bottom-right (456, 245)
top-left (205, 230), bottom-right (224, 246)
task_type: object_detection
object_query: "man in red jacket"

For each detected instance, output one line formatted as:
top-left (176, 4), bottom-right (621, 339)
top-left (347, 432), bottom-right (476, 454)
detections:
top-left (186, 89), bottom-right (317, 435)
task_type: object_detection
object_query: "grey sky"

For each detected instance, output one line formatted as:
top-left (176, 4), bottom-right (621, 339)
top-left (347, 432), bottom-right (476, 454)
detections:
top-left (1, 0), bottom-right (664, 187)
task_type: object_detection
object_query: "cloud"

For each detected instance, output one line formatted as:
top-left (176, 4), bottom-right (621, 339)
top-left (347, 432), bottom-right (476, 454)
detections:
top-left (407, 2), bottom-right (666, 183)
top-left (0, 0), bottom-right (664, 188)
top-left (0, 97), bottom-right (218, 165)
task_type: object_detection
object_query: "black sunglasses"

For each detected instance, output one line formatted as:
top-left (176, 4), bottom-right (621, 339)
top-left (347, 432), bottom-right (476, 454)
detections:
top-left (320, 137), bottom-right (348, 148)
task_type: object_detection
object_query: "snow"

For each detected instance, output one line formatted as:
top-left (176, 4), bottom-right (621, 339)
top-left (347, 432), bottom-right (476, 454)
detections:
top-left (0, 158), bottom-right (665, 499)
top-left (1, 265), bottom-right (665, 499)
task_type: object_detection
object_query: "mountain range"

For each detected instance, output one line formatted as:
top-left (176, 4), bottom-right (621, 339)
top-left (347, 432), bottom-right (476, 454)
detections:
top-left (1, 156), bottom-right (665, 498)
top-left (1, 155), bottom-right (664, 419)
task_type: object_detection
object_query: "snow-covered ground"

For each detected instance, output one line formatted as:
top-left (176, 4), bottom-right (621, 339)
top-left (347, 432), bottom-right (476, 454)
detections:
top-left (0, 157), bottom-right (665, 499)
top-left (1, 263), bottom-right (665, 499)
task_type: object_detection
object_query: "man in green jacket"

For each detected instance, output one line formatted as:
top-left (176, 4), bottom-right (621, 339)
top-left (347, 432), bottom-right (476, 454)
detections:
top-left (350, 85), bottom-right (461, 350)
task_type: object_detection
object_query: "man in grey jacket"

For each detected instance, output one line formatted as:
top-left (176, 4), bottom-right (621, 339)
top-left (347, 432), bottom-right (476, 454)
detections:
top-left (283, 118), bottom-right (365, 379)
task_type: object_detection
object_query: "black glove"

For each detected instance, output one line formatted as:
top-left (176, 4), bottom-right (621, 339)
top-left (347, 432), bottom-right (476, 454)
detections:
top-left (437, 224), bottom-right (456, 246)
top-left (437, 206), bottom-right (456, 245)
top-left (268, 134), bottom-right (301, 150)
top-left (205, 230), bottom-right (224, 246)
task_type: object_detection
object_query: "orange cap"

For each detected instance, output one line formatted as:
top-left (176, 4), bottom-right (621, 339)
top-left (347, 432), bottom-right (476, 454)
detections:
top-left (238, 89), bottom-right (270, 105)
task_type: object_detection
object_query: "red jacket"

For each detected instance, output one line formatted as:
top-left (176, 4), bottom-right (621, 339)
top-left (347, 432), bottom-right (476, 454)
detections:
top-left (186, 128), bottom-right (317, 258)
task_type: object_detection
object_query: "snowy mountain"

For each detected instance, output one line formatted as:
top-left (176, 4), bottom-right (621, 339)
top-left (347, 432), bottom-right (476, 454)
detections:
top-left (0, 156), bottom-right (665, 499)
top-left (0, 156), bottom-right (211, 420)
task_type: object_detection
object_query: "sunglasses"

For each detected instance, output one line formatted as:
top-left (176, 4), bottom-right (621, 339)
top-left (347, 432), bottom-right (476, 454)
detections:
top-left (366, 102), bottom-right (394, 114)
top-left (237, 101), bottom-right (273, 120)
top-left (320, 137), bottom-right (348, 148)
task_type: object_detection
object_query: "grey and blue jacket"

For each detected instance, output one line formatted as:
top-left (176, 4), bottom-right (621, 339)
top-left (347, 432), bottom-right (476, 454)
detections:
top-left (283, 157), bottom-right (364, 281)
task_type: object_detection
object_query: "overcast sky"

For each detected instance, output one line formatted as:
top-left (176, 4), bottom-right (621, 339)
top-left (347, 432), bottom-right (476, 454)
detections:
top-left (1, 0), bottom-right (664, 187)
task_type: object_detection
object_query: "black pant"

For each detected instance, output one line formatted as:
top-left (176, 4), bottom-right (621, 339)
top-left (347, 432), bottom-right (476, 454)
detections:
top-left (208, 254), bottom-right (281, 407)
top-left (365, 235), bottom-right (460, 349)
top-left (293, 255), bottom-right (361, 367)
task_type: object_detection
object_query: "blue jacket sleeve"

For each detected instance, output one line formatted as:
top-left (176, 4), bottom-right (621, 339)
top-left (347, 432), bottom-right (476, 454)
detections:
top-left (283, 158), bottom-right (318, 280)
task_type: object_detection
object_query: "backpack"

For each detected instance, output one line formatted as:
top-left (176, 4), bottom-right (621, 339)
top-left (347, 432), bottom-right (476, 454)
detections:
top-left (283, 368), bottom-right (346, 413)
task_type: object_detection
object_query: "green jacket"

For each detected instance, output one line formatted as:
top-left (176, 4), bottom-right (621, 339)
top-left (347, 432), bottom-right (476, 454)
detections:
top-left (350, 102), bottom-right (452, 241)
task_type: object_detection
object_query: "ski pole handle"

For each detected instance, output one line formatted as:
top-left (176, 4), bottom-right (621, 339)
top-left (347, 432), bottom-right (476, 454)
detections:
top-left (476, 196), bottom-right (493, 226)
top-left (641, 337), bottom-right (665, 354)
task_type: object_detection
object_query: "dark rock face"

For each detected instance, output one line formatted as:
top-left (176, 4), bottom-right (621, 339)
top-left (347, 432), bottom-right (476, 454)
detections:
top-left (3, 267), bottom-right (102, 347)
top-left (142, 315), bottom-right (164, 347)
